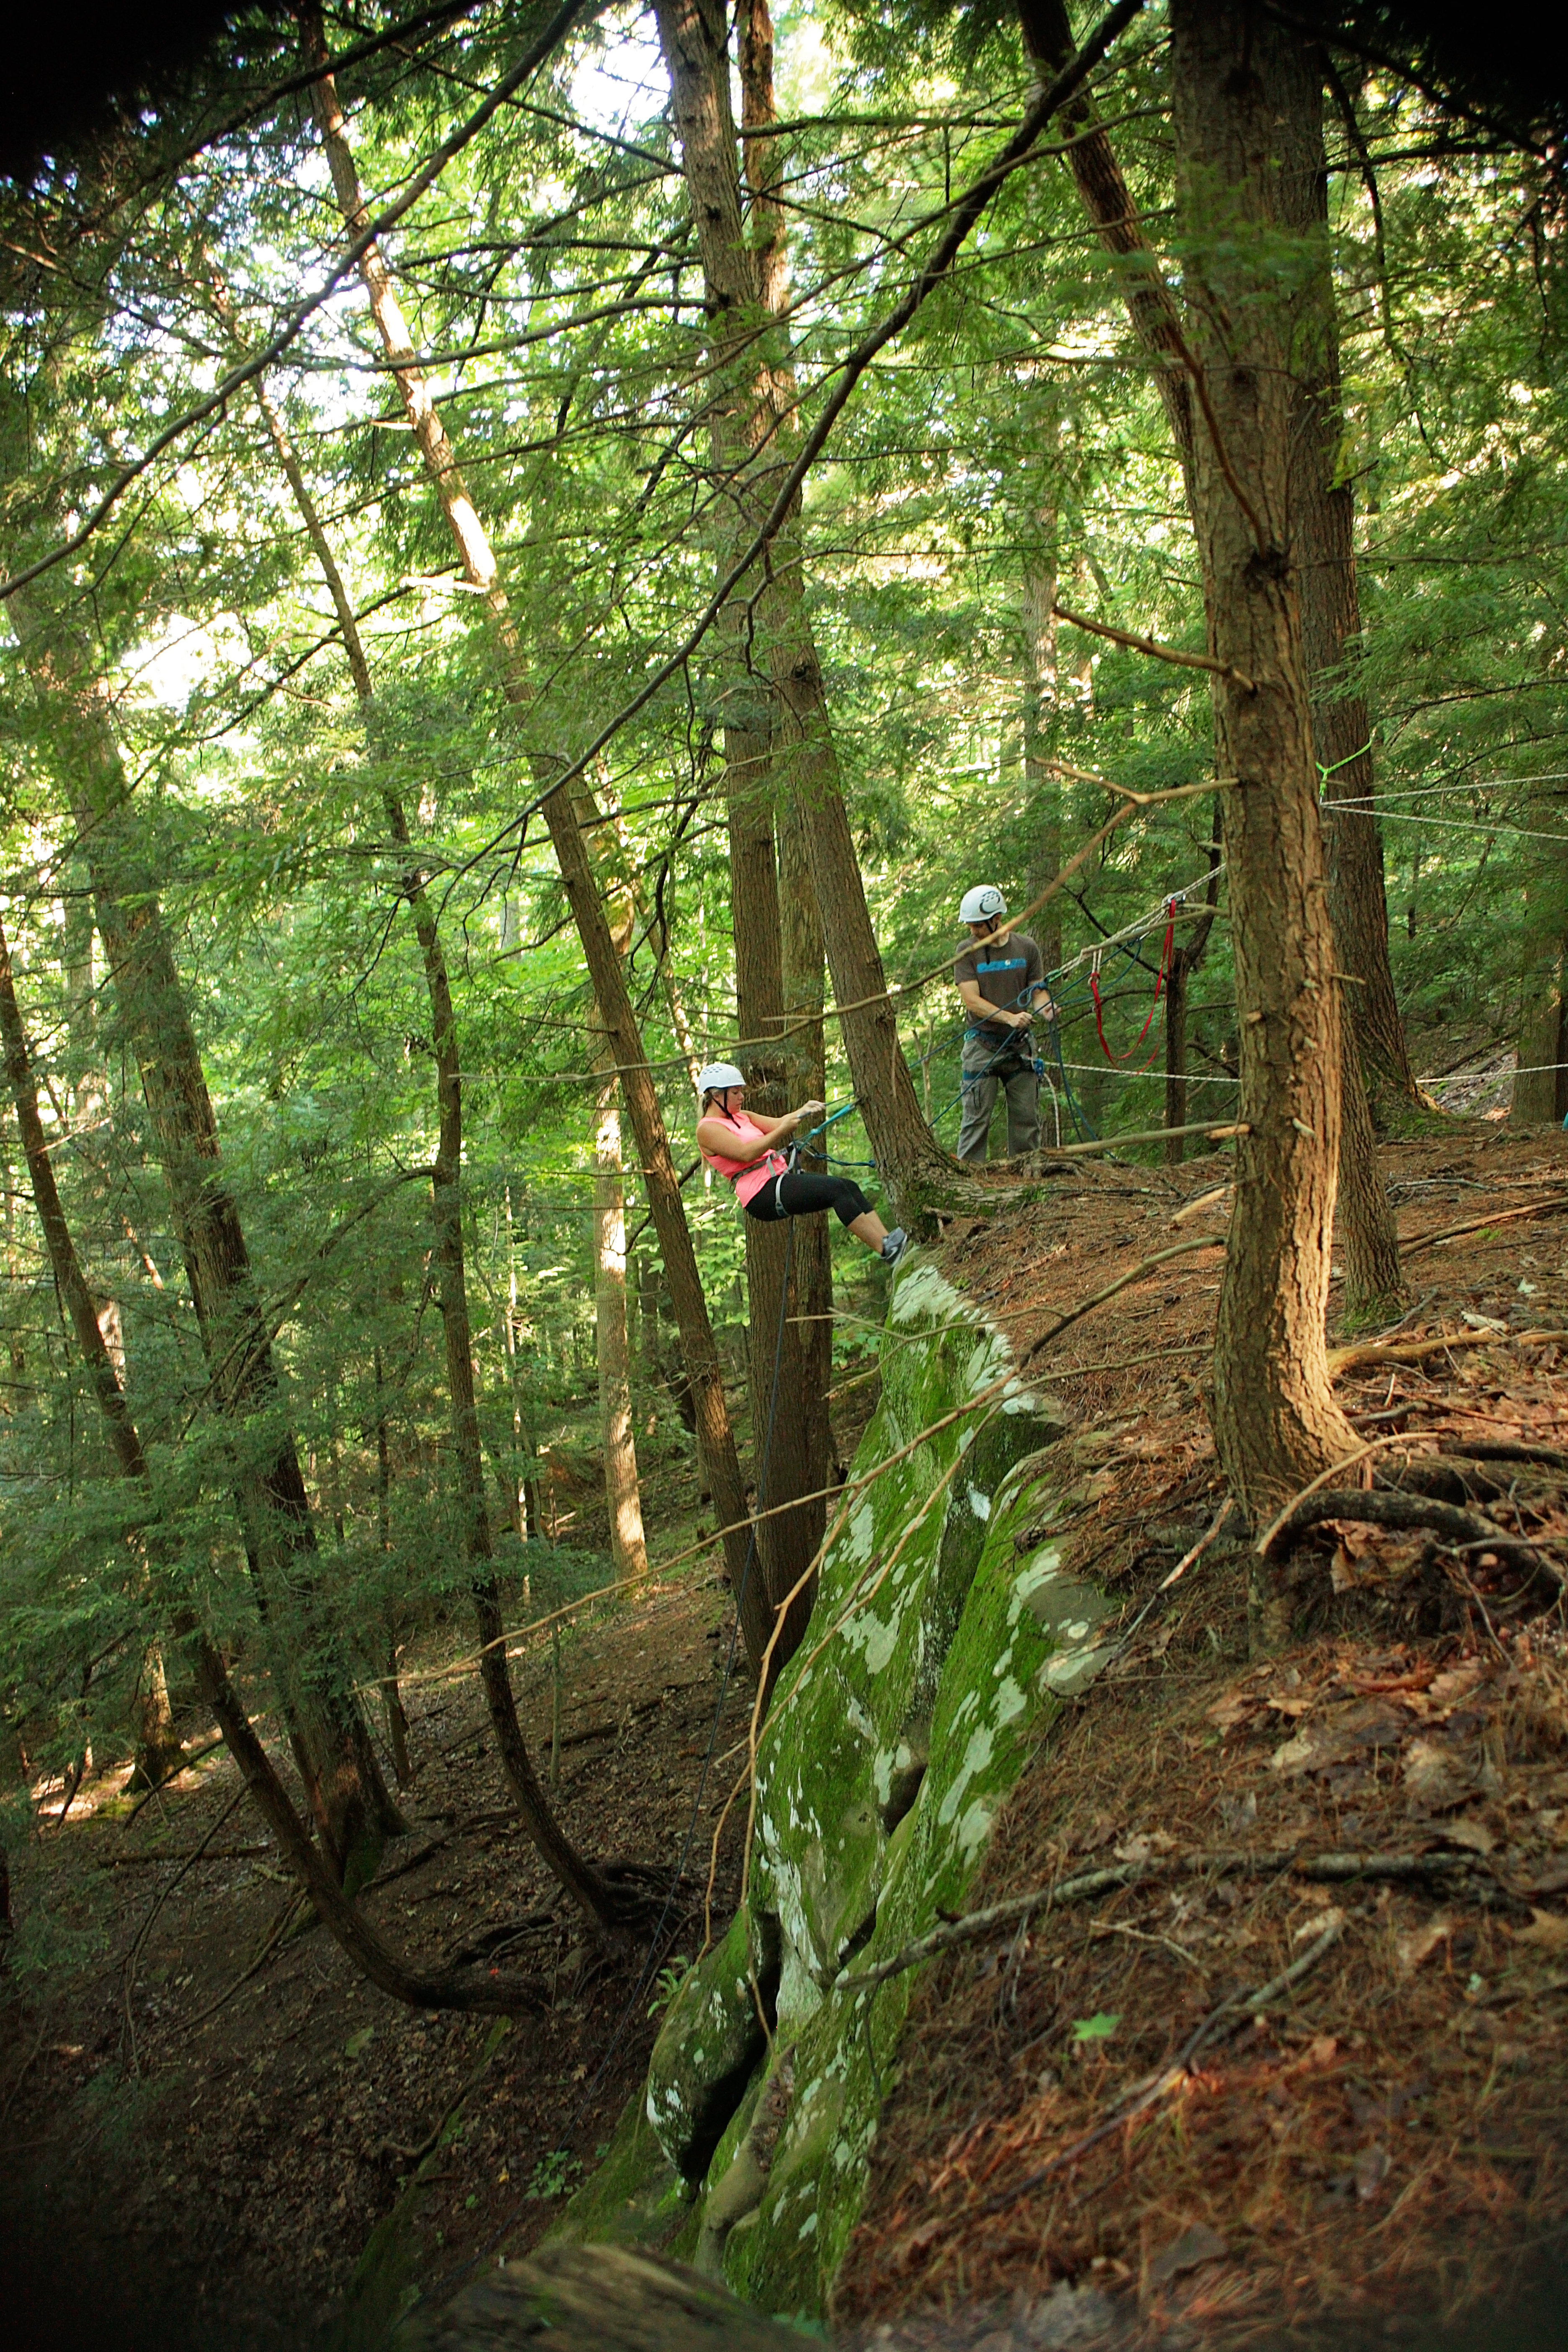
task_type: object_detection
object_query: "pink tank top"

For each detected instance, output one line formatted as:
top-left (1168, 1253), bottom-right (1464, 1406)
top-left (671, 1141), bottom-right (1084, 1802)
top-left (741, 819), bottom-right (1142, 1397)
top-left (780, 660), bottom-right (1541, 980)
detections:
top-left (699, 1107), bottom-right (787, 1207)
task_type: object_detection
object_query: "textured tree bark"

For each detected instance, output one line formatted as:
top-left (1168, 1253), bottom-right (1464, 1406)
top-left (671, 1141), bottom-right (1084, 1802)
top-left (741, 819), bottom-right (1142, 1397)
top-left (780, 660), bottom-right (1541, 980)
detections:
top-left (1336, 1015), bottom-right (1404, 1314)
top-left (1272, 61), bottom-right (1416, 1113)
top-left (1269, 47), bottom-right (1406, 1298)
top-left (5, 588), bottom-right (398, 1881)
top-left (1513, 932), bottom-right (1568, 1124)
top-left (657, 0), bottom-right (955, 1232)
top-left (1168, 0), bottom-right (1359, 1517)
top-left (1023, 0), bottom-right (1413, 1150)
top-left (252, 366), bottom-right (622, 1928)
top-left (1, 910), bottom-right (525, 2006)
top-left (305, 24), bottom-right (766, 1670)
top-left (1025, 0), bottom-right (1412, 1114)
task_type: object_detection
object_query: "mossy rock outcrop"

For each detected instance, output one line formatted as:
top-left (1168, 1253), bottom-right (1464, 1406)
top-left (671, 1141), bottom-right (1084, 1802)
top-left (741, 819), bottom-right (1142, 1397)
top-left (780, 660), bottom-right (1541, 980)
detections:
top-left (552, 1258), bottom-right (1113, 2315)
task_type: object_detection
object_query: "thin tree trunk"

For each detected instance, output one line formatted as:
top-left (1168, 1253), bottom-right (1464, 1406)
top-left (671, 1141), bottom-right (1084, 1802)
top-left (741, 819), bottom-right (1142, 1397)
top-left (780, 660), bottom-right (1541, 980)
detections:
top-left (1164, 958), bottom-right (1190, 1161)
top-left (1168, 0), bottom-right (1358, 1518)
top-left (1019, 0), bottom-right (1200, 498)
top-left (372, 1344), bottom-right (413, 1787)
top-left (0, 910), bottom-right (526, 2006)
top-left (651, 0), bottom-right (830, 1656)
top-left (248, 358), bottom-right (619, 1929)
top-left (1165, 825), bottom-right (1222, 1165)
top-left (592, 1037), bottom-right (649, 1583)
top-left (5, 586), bottom-right (398, 1881)
top-left (571, 792), bottom-right (650, 1586)
top-left (304, 23), bottom-right (767, 1673)
top-left (1021, 544), bottom-right (1063, 974)
top-left (60, 853), bottom-right (178, 1780)
top-left (776, 796), bottom-right (831, 1613)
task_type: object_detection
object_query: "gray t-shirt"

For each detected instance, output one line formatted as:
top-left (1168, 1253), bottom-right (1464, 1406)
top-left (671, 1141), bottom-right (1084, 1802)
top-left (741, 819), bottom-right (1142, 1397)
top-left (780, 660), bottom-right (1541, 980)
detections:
top-left (954, 930), bottom-right (1044, 1042)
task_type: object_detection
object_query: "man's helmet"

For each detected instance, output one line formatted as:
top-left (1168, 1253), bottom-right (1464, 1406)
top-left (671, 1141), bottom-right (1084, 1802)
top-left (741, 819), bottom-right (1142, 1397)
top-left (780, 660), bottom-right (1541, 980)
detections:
top-left (959, 884), bottom-right (1008, 924)
top-left (697, 1062), bottom-right (746, 1094)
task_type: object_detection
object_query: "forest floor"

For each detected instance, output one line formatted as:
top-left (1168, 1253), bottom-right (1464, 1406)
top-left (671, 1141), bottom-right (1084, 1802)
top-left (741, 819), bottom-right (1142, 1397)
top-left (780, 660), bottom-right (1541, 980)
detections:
top-left (839, 1119), bottom-right (1568, 2349)
top-left (0, 1555), bottom-right (762, 2349)
top-left (5, 1124), bottom-right (1567, 2352)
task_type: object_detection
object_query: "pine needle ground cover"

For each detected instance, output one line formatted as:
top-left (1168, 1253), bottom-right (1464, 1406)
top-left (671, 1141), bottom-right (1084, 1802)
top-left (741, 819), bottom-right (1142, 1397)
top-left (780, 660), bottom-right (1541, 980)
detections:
top-left (838, 1127), bottom-right (1568, 2345)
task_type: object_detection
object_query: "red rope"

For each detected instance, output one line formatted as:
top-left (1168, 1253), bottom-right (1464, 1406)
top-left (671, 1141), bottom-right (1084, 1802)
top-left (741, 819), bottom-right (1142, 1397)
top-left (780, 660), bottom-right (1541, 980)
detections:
top-left (1090, 916), bottom-right (1176, 1073)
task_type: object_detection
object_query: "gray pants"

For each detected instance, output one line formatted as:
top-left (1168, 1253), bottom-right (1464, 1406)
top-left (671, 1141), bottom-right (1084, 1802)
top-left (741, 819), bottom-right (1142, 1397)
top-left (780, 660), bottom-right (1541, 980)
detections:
top-left (956, 1040), bottom-right (1040, 1163)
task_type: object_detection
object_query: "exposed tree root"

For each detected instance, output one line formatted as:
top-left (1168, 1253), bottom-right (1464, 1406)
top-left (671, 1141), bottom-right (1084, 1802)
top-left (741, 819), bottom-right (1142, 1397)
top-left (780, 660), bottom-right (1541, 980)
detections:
top-left (1261, 1490), bottom-right (1560, 1592)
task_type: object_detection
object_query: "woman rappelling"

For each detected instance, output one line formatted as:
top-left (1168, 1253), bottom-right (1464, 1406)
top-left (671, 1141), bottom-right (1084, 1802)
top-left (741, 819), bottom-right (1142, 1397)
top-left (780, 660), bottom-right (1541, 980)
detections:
top-left (695, 1063), bottom-right (908, 1266)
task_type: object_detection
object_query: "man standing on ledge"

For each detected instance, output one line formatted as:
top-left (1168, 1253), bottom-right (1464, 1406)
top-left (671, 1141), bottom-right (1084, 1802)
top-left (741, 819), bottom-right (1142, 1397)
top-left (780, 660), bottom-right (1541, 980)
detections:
top-left (954, 885), bottom-right (1056, 1164)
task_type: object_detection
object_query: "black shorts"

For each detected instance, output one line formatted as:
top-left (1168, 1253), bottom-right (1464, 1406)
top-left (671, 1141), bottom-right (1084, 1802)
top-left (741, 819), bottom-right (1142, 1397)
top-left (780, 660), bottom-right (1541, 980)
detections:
top-left (743, 1171), bottom-right (872, 1227)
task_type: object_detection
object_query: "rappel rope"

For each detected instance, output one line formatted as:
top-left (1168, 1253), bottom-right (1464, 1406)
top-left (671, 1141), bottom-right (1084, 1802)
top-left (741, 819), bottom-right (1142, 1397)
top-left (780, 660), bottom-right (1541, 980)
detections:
top-left (1088, 900), bottom-right (1178, 1071)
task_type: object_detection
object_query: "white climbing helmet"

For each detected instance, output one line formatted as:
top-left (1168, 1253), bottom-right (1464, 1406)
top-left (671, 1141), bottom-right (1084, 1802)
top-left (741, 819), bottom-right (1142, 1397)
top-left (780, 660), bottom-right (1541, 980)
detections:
top-left (697, 1062), bottom-right (746, 1095)
top-left (959, 884), bottom-right (1008, 925)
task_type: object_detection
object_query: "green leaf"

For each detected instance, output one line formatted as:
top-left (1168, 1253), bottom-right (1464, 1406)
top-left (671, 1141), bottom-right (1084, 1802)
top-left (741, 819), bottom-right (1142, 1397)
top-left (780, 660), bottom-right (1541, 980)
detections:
top-left (1071, 2012), bottom-right (1121, 2043)
top-left (343, 2026), bottom-right (375, 2058)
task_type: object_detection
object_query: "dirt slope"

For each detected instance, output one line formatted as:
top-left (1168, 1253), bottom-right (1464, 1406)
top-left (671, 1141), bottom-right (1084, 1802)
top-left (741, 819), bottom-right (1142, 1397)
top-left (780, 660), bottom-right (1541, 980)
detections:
top-left (838, 1125), bottom-right (1568, 2346)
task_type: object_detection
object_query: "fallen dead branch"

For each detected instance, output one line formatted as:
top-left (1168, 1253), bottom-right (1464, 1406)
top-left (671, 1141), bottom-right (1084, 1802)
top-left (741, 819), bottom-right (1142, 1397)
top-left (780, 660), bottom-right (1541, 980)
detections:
top-left (1022, 1234), bottom-right (1224, 1362)
top-left (1444, 1440), bottom-right (1568, 1473)
top-left (971, 1911), bottom-right (1346, 2217)
top-left (1404, 1197), bottom-right (1568, 1255)
top-left (836, 1846), bottom-right (1485, 1996)
top-left (1326, 1326), bottom-right (1568, 1379)
top-left (121, 1786), bottom-right (247, 2071)
top-left (123, 1736), bottom-right (227, 1822)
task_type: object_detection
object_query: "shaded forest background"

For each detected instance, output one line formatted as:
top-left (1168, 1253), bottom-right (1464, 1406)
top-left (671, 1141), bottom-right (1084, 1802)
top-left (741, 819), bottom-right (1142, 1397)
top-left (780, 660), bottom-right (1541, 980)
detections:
top-left (0, 0), bottom-right (1565, 1978)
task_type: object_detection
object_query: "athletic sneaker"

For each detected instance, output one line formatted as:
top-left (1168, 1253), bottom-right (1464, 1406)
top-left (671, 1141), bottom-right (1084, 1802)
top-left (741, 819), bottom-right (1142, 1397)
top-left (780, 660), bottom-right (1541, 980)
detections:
top-left (881, 1228), bottom-right (908, 1267)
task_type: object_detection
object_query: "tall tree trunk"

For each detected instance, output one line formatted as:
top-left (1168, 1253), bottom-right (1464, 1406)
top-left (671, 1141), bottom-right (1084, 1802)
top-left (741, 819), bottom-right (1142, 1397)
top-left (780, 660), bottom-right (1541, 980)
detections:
top-left (60, 856), bottom-right (179, 1779)
top-left (0, 910), bottom-right (526, 2008)
top-left (1022, 0), bottom-right (1414, 1124)
top-left (248, 364), bottom-right (620, 1928)
top-left (1273, 60), bottom-right (1417, 1114)
top-left (1273, 46), bottom-right (1406, 1297)
top-left (656, 0), bottom-right (954, 1233)
top-left (569, 798), bottom-right (649, 1586)
top-left (1168, 0), bottom-right (1358, 1517)
top-left (304, 23), bottom-right (769, 1676)
top-left (1019, 0), bottom-right (1200, 498)
top-left (373, 1343), bottom-right (414, 1787)
top-left (646, 0), bottom-right (831, 1657)
top-left (5, 586), bottom-right (398, 1883)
